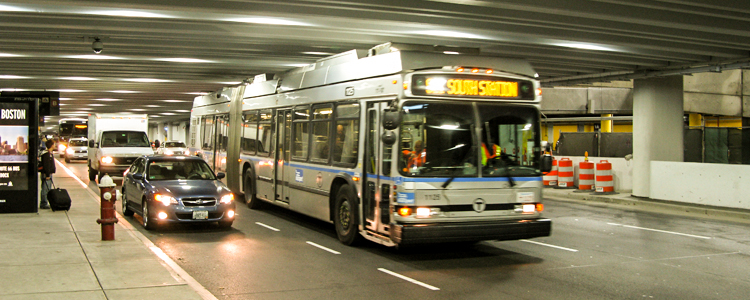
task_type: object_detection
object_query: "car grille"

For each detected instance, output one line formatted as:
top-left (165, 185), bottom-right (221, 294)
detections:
top-left (181, 197), bottom-right (217, 206)
top-left (112, 157), bottom-right (137, 165)
top-left (172, 151), bottom-right (184, 155)
top-left (75, 150), bottom-right (87, 153)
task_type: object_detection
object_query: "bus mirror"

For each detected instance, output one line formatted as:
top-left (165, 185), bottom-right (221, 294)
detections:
top-left (381, 130), bottom-right (397, 145)
top-left (540, 155), bottom-right (553, 173)
top-left (382, 110), bottom-right (400, 130)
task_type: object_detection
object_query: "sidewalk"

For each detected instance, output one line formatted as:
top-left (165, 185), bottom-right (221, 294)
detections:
top-left (0, 160), bottom-right (215, 300)
top-left (544, 187), bottom-right (750, 224)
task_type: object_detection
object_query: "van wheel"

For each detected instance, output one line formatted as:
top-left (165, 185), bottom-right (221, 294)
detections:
top-left (334, 185), bottom-right (362, 246)
top-left (244, 171), bottom-right (263, 209)
top-left (65, 156), bottom-right (71, 163)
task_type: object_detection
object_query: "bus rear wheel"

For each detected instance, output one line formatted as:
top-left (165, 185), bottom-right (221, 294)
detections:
top-left (334, 185), bottom-right (362, 246)
top-left (243, 171), bottom-right (263, 209)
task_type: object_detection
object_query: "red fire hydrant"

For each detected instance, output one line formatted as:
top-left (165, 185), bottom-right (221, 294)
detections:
top-left (96, 174), bottom-right (119, 241)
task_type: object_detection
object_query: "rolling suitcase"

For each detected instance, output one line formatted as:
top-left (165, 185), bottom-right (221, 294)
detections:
top-left (47, 179), bottom-right (71, 211)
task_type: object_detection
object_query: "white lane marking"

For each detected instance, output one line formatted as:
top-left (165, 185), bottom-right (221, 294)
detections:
top-left (377, 268), bottom-right (440, 291)
top-left (520, 239), bottom-right (579, 252)
top-left (607, 223), bottom-right (711, 239)
top-left (55, 159), bottom-right (88, 188)
top-left (306, 241), bottom-right (341, 254)
top-left (255, 222), bottom-right (280, 231)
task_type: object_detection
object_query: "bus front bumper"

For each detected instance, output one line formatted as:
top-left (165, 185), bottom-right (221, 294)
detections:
top-left (390, 218), bottom-right (551, 245)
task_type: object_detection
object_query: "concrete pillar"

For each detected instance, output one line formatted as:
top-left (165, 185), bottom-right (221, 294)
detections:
top-left (632, 76), bottom-right (684, 197)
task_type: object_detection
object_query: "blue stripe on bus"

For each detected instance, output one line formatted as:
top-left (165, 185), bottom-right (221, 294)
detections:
top-left (239, 158), bottom-right (541, 183)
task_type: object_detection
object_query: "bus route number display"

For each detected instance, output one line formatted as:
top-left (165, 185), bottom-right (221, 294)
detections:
top-left (411, 75), bottom-right (534, 100)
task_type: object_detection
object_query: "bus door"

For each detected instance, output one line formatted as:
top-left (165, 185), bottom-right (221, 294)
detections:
top-left (275, 109), bottom-right (292, 203)
top-left (364, 101), bottom-right (393, 232)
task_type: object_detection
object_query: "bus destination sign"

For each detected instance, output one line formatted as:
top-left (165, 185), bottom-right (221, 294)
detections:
top-left (411, 75), bottom-right (534, 100)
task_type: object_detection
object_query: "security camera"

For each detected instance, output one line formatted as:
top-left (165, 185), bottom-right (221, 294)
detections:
top-left (92, 38), bottom-right (103, 54)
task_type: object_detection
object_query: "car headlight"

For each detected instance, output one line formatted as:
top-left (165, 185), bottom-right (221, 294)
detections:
top-left (164, 149), bottom-right (174, 155)
top-left (101, 156), bottom-right (113, 164)
top-left (154, 194), bottom-right (178, 206)
top-left (220, 194), bottom-right (234, 204)
top-left (58, 144), bottom-right (67, 152)
top-left (66, 148), bottom-right (74, 154)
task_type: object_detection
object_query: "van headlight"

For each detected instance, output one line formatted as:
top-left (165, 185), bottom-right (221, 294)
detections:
top-left (220, 194), bottom-right (234, 204)
top-left (101, 156), bottom-right (113, 164)
top-left (66, 148), bottom-right (74, 155)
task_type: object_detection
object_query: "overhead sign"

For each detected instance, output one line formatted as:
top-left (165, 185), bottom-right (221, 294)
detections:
top-left (411, 75), bottom-right (535, 100)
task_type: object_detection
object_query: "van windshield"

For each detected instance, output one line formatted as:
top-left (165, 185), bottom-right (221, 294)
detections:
top-left (101, 131), bottom-right (150, 147)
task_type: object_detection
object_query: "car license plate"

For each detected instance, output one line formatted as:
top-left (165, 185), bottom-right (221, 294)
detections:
top-left (192, 210), bottom-right (208, 220)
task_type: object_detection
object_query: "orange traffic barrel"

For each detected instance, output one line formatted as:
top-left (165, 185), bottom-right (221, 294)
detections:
top-left (578, 161), bottom-right (595, 191)
top-left (595, 160), bottom-right (615, 194)
top-left (556, 158), bottom-right (574, 188)
top-left (542, 158), bottom-right (558, 187)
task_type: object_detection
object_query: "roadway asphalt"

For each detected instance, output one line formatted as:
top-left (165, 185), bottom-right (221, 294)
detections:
top-left (2, 156), bottom-right (749, 299)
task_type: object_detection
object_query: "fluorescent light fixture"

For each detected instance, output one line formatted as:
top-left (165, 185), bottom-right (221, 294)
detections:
top-left (443, 51), bottom-right (460, 55)
top-left (554, 43), bottom-right (613, 51)
top-left (161, 100), bottom-right (188, 103)
top-left (175, 110), bottom-right (191, 113)
top-left (121, 78), bottom-right (172, 83)
top-left (417, 30), bottom-right (486, 40)
top-left (0, 53), bottom-right (23, 57)
top-left (64, 55), bottom-right (124, 60)
top-left (85, 10), bottom-right (173, 18)
top-left (0, 75), bottom-right (29, 79)
top-left (88, 104), bottom-right (107, 106)
top-left (285, 63), bottom-right (312, 68)
top-left (129, 108), bottom-right (147, 111)
top-left (145, 105), bottom-right (162, 107)
top-left (186, 92), bottom-right (209, 95)
top-left (108, 90), bottom-right (140, 93)
top-left (0, 88), bottom-right (27, 92)
top-left (226, 17), bottom-right (310, 26)
top-left (161, 112), bottom-right (177, 115)
top-left (302, 52), bottom-right (334, 55)
top-left (0, 4), bottom-right (32, 12)
top-left (219, 81), bottom-right (241, 85)
top-left (155, 58), bottom-right (214, 63)
top-left (59, 77), bottom-right (99, 81)
top-left (95, 98), bottom-right (121, 101)
top-left (52, 89), bottom-right (86, 92)
top-left (59, 98), bottom-right (75, 100)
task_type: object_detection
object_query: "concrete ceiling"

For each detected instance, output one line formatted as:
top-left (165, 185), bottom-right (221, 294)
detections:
top-left (1, 0), bottom-right (748, 131)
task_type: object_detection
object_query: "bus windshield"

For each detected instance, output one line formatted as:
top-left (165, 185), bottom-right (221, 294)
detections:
top-left (398, 102), bottom-right (541, 177)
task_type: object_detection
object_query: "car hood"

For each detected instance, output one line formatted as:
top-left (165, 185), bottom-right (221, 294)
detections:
top-left (150, 180), bottom-right (231, 199)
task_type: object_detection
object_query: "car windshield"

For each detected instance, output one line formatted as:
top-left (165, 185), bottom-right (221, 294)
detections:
top-left (164, 141), bottom-right (186, 147)
top-left (398, 101), bottom-right (541, 177)
top-left (101, 131), bottom-right (150, 147)
top-left (69, 140), bottom-right (87, 147)
top-left (147, 160), bottom-right (216, 181)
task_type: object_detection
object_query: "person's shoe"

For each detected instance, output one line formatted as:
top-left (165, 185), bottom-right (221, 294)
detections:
top-left (40, 204), bottom-right (50, 209)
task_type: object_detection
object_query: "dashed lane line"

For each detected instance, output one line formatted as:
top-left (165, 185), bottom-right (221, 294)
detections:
top-left (255, 222), bottom-right (280, 231)
top-left (306, 241), bottom-right (341, 254)
top-left (378, 268), bottom-right (440, 291)
top-left (607, 223), bottom-right (711, 239)
top-left (520, 239), bottom-right (579, 252)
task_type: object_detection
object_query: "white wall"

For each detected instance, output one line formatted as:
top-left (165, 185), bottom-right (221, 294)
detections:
top-left (555, 156), bottom-right (633, 192)
top-left (650, 161), bottom-right (750, 210)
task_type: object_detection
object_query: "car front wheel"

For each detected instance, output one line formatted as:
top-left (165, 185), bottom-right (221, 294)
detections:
top-left (142, 200), bottom-right (157, 230)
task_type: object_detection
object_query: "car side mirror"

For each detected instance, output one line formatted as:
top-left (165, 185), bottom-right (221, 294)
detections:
top-left (216, 172), bottom-right (226, 179)
top-left (540, 155), bottom-right (553, 173)
top-left (88, 140), bottom-right (95, 148)
top-left (132, 173), bottom-right (143, 180)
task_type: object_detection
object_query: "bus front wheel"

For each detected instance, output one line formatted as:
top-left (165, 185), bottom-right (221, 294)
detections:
top-left (334, 185), bottom-right (362, 246)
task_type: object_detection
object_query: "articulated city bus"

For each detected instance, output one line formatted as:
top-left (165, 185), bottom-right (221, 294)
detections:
top-left (190, 43), bottom-right (552, 247)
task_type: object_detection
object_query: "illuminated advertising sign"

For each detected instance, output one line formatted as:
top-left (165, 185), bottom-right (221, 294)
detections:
top-left (0, 98), bottom-right (38, 213)
top-left (411, 75), bottom-right (535, 100)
